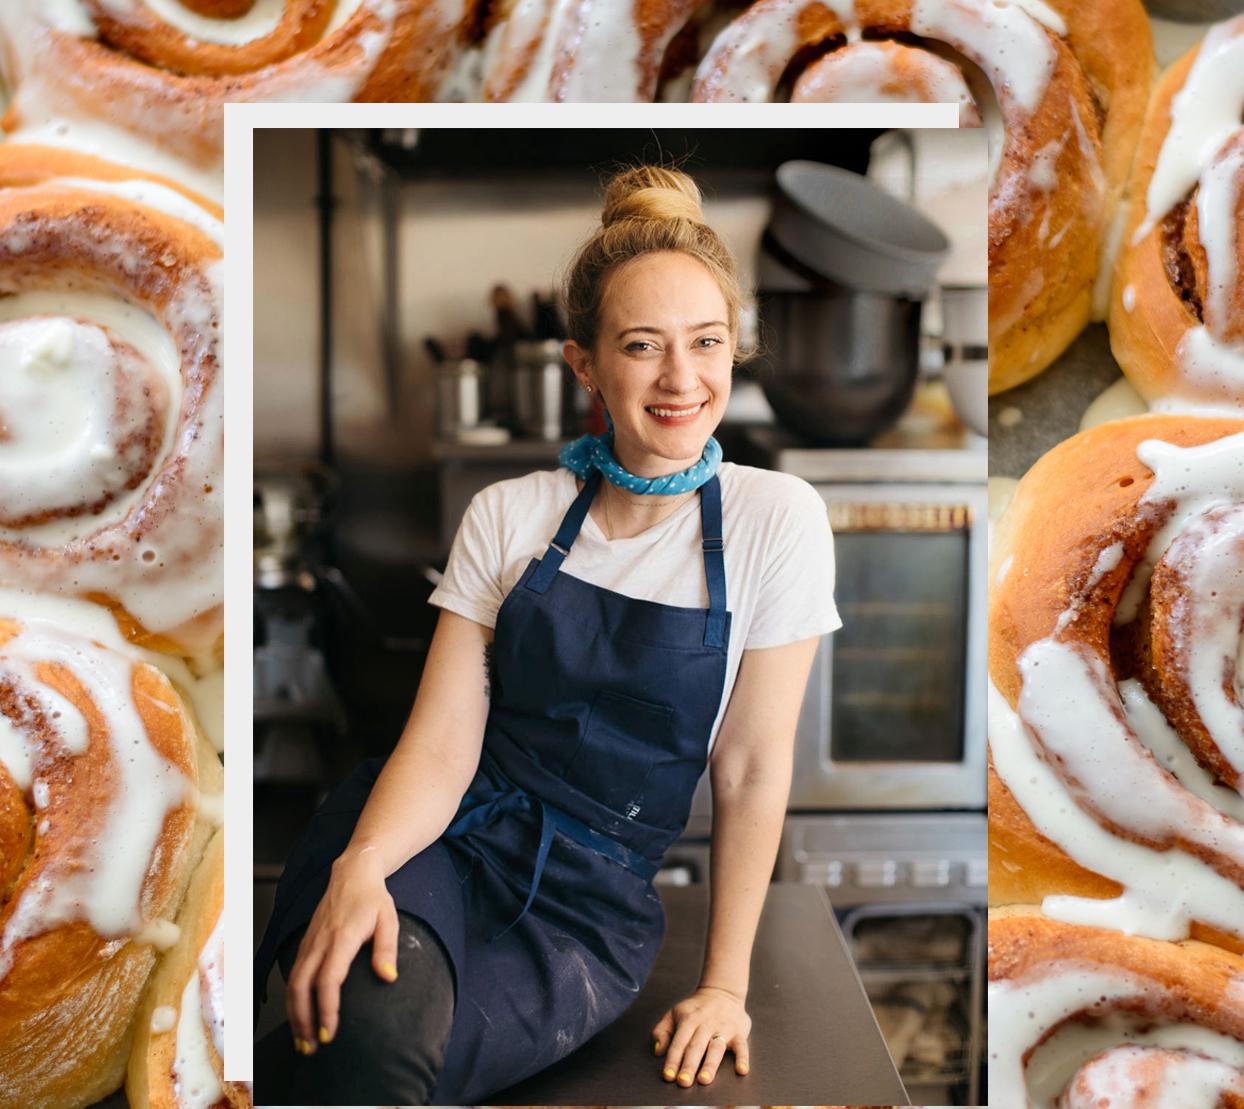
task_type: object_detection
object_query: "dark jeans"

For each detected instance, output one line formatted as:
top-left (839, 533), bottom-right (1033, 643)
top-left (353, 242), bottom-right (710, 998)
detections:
top-left (254, 910), bottom-right (455, 1105)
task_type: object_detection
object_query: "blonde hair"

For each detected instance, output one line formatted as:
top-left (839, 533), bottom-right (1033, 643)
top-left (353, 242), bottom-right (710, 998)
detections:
top-left (564, 165), bottom-right (745, 353)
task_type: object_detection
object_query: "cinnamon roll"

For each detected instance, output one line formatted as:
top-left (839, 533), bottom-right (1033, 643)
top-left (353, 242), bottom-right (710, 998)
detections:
top-left (1108, 15), bottom-right (1244, 412)
top-left (989, 415), bottom-right (1244, 953)
top-left (688, 0), bottom-right (1152, 396)
top-left (0, 612), bottom-right (222, 1109)
top-left (0, 0), bottom-right (469, 195)
top-left (0, 145), bottom-right (223, 659)
top-left (990, 910), bottom-right (1244, 1108)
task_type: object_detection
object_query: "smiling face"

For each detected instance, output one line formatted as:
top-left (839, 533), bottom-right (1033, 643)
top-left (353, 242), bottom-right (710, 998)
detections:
top-left (564, 251), bottom-right (735, 478)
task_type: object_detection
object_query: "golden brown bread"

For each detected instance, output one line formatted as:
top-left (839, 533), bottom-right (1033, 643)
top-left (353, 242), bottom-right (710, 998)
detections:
top-left (0, 616), bottom-right (222, 1109)
top-left (988, 415), bottom-right (1244, 953)
top-left (1108, 17), bottom-right (1244, 408)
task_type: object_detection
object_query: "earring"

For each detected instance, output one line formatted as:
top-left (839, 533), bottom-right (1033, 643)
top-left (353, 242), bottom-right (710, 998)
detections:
top-left (585, 384), bottom-right (594, 394)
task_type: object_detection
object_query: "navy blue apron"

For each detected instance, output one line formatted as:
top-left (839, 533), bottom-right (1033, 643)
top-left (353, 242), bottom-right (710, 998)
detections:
top-left (254, 470), bottom-right (731, 1102)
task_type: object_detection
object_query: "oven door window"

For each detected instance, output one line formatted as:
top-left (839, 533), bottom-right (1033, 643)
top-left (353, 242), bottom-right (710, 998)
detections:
top-left (829, 507), bottom-right (968, 764)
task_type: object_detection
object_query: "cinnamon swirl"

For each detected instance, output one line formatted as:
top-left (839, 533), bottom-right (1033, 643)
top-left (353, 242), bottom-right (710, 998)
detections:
top-left (1108, 15), bottom-right (1244, 411)
top-left (0, 612), bottom-right (221, 1109)
top-left (990, 909), bottom-right (1244, 1108)
top-left (0, 0), bottom-right (469, 195)
top-left (989, 415), bottom-right (1244, 952)
top-left (0, 145), bottom-right (223, 659)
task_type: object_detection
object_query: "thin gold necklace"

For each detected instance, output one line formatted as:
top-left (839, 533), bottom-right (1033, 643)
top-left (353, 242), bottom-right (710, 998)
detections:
top-left (602, 483), bottom-right (692, 540)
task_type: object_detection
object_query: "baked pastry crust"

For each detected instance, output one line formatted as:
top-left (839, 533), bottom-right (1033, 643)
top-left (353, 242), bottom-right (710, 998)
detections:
top-left (0, 617), bottom-right (221, 1109)
top-left (1108, 16), bottom-right (1244, 408)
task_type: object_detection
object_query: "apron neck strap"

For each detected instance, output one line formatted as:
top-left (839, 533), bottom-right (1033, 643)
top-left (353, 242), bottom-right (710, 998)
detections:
top-left (528, 471), bottom-right (601, 591)
top-left (699, 475), bottom-right (727, 648)
top-left (527, 471), bottom-right (729, 641)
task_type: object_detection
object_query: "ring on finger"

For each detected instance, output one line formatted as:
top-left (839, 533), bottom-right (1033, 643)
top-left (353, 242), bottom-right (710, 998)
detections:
top-left (710, 1033), bottom-right (727, 1043)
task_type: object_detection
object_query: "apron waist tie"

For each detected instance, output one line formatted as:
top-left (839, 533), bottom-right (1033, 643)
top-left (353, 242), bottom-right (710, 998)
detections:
top-left (445, 771), bottom-right (660, 940)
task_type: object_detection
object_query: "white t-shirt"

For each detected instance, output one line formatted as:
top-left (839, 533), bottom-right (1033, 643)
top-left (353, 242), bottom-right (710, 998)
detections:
top-left (428, 462), bottom-right (842, 747)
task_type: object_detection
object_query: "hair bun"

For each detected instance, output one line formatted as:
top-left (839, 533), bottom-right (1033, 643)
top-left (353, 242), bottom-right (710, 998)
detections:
top-left (601, 165), bottom-right (704, 227)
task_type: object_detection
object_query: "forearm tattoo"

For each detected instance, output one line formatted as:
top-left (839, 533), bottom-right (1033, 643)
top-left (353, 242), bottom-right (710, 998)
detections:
top-left (483, 642), bottom-right (495, 700)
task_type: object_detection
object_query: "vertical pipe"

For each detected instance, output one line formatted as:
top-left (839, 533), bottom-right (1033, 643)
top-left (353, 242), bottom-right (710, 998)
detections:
top-left (316, 129), bottom-right (336, 469)
top-left (381, 168), bottom-right (400, 415)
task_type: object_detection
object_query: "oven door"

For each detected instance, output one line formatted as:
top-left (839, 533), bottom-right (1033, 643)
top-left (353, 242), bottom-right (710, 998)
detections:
top-left (787, 482), bottom-right (986, 810)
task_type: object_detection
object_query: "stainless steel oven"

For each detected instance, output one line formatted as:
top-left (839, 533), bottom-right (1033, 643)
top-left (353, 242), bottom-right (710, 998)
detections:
top-left (735, 430), bottom-right (988, 810)
top-left (790, 472), bottom-right (987, 809)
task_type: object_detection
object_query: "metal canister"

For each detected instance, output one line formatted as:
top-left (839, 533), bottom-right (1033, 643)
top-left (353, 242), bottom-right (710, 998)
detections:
top-left (513, 339), bottom-right (565, 441)
top-left (437, 358), bottom-right (483, 440)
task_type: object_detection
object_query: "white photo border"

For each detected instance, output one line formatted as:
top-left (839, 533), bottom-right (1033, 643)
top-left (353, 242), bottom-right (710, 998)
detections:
top-left (222, 98), bottom-right (960, 1082)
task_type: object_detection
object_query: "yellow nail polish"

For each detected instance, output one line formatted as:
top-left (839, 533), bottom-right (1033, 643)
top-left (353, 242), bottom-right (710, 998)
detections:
top-left (739, 1064), bottom-right (750, 1075)
top-left (381, 962), bottom-right (398, 981)
top-left (678, 1071), bottom-right (692, 1084)
top-left (663, 1069), bottom-right (676, 1080)
top-left (653, 1041), bottom-right (661, 1055)
top-left (700, 1071), bottom-right (711, 1082)
top-left (318, 1026), bottom-right (331, 1044)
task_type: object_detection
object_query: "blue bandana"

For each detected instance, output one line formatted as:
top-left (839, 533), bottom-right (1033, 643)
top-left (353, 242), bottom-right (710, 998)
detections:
top-left (559, 415), bottom-right (722, 495)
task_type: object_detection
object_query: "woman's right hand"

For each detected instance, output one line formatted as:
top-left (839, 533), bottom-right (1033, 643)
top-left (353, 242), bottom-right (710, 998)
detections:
top-left (285, 845), bottom-right (399, 1054)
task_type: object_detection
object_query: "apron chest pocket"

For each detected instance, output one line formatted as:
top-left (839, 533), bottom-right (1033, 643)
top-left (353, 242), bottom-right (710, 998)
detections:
top-left (566, 690), bottom-right (674, 817)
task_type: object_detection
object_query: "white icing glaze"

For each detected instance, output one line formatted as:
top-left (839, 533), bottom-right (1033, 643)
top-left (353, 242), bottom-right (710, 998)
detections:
top-left (1028, 1011), bottom-right (1244, 1109)
top-left (1198, 143), bottom-right (1243, 340)
top-left (911, 0), bottom-right (1054, 117)
top-left (790, 40), bottom-right (982, 126)
top-left (0, 256), bottom-right (223, 652)
top-left (199, 916), bottom-right (225, 1063)
top-left (691, 0), bottom-right (856, 102)
top-left (1059, 1045), bottom-right (1243, 1109)
top-left (991, 966), bottom-right (1151, 1107)
top-left (997, 554), bottom-right (1013, 584)
top-left (1122, 680), bottom-right (1244, 825)
top-left (0, 621), bottom-right (192, 978)
top-left (1160, 504), bottom-right (1244, 778)
top-left (136, 917), bottom-right (182, 949)
top-left (1079, 377), bottom-right (1148, 432)
top-left (0, 587), bottom-right (222, 754)
top-left (1017, 637), bottom-right (1244, 866)
top-left (480, 0), bottom-right (677, 101)
top-left (0, 316), bottom-right (169, 528)
top-left (1052, 542), bottom-right (1122, 633)
top-left (1141, 17), bottom-right (1244, 236)
top-left (100, 0), bottom-right (286, 45)
top-left (173, 947), bottom-right (223, 1109)
top-left (43, 177), bottom-right (222, 246)
top-left (151, 1004), bottom-right (178, 1034)
top-left (325, 0), bottom-right (366, 35)
top-left (196, 789), bottom-right (224, 826)
top-left (1123, 283), bottom-right (1137, 312)
top-left (992, 963), bottom-right (1244, 1108)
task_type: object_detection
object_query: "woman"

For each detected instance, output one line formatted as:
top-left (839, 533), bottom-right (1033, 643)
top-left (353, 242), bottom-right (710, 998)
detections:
top-left (253, 165), bottom-right (841, 1104)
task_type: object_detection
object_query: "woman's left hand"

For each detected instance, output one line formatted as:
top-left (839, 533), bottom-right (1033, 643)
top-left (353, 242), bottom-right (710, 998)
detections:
top-left (651, 985), bottom-right (751, 1086)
